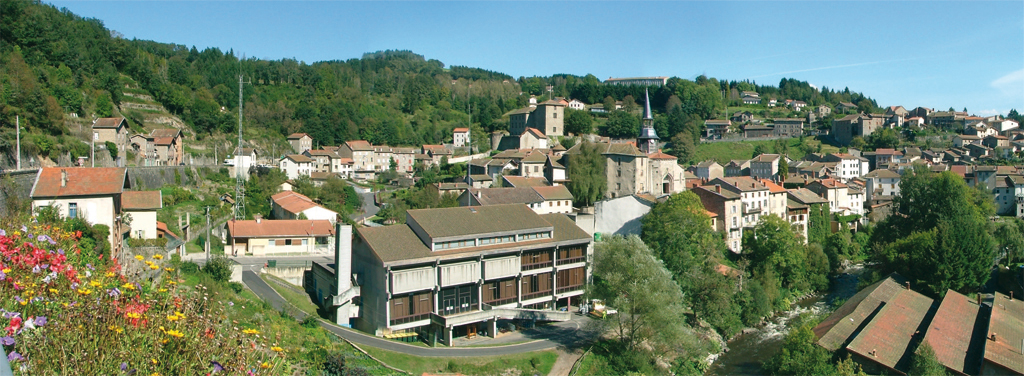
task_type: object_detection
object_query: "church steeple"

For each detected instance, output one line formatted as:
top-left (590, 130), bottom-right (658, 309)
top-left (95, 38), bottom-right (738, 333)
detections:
top-left (637, 88), bottom-right (659, 154)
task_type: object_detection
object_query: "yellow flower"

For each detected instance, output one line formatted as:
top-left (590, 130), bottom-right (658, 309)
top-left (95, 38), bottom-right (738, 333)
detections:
top-left (18, 300), bottom-right (26, 306)
top-left (149, 264), bottom-right (159, 270)
top-left (242, 328), bottom-right (260, 335)
top-left (144, 261), bottom-right (154, 266)
top-left (260, 362), bottom-right (271, 369)
top-left (152, 254), bottom-right (163, 260)
top-left (89, 281), bottom-right (102, 288)
top-left (165, 329), bottom-right (184, 338)
top-left (151, 358), bottom-right (158, 365)
top-left (158, 288), bottom-right (168, 293)
top-left (2, 268), bottom-right (11, 274)
top-left (126, 312), bottom-right (142, 320)
top-left (105, 272), bottom-right (115, 278)
top-left (108, 325), bottom-right (124, 334)
top-left (122, 283), bottom-right (136, 290)
top-left (152, 373), bottom-right (161, 376)
top-left (134, 255), bottom-right (144, 261)
top-left (164, 268), bottom-right (175, 272)
top-left (174, 311), bottom-right (185, 319)
top-left (167, 281), bottom-right (177, 285)
top-left (77, 288), bottom-right (92, 295)
top-left (271, 346), bottom-right (283, 352)
top-left (167, 315), bottom-right (179, 322)
top-left (48, 288), bottom-right (58, 294)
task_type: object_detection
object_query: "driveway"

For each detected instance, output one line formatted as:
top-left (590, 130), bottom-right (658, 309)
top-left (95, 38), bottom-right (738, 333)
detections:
top-left (240, 271), bottom-right (598, 357)
top-left (349, 185), bottom-right (380, 222)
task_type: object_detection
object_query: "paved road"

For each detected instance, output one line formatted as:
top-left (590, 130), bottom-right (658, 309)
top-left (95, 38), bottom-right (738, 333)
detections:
top-left (240, 271), bottom-right (597, 357)
top-left (350, 185), bottom-right (380, 223)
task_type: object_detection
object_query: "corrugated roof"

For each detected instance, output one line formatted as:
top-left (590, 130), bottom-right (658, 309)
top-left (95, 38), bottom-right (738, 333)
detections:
top-left (407, 204), bottom-right (551, 239)
top-left (845, 287), bottom-right (935, 373)
top-left (121, 191), bottom-right (161, 210)
top-left (984, 293), bottom-right (1024, 374)
top-left (31, 167), bottom-right (128, 198)
top-left (227, 219), bottom-right (334, 238)
top-left (923, 290), bottom-right (983, 375)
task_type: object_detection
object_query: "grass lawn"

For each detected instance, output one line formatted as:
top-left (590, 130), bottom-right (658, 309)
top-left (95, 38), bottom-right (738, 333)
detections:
top-left (360, 346), bottom-right (557, 376)
top-left (261, 273), bottom-right (320, 314)
top-left (693, 136), bottom-right (842, 164)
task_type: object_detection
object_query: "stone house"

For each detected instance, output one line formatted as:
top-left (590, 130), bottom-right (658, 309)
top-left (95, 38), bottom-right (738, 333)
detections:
top-left (92, 117), bottom-right (129, 154)
top-left (288, 133), bottom-right (313, 154)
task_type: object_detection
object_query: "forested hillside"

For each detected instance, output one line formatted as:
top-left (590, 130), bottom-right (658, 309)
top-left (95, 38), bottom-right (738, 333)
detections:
top-left (1, 0), bottom-right (879, 163)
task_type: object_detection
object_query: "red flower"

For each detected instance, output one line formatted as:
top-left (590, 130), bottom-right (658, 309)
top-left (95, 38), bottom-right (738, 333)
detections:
top-left (6, 317), bottom-right (22, 335)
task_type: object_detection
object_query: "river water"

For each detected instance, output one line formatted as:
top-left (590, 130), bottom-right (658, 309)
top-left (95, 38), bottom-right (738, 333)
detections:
top-left (706, 269), bottom-right (864, 376)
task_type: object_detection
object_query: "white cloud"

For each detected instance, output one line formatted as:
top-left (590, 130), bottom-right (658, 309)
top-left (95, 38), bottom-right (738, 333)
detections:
top-left (991, 69), bottom-right (1024, 96)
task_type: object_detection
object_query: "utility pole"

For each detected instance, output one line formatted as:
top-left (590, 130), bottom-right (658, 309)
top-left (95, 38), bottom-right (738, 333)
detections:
top-left (205, 206), bottom-right (211, 263)
top-left (16, 116), bottom-right (20, 170)
top-left (91, 124), bottom-right (95, 168)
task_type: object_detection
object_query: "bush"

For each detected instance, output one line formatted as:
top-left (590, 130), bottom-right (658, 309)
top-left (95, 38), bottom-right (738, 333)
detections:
top-left (301, 315), bottom-right (320, 329)
top-left (228, 282), bottom-right (244, 294)
top-left (179, 261), bottom-right (200, 275)
top-left (105, 141), bottom-right (118, 159)
top-left (203, 256), bottom-right (233, 282)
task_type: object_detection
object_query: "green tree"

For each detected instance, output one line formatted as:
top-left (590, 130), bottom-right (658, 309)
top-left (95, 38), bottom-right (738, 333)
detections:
top-left (909, 342), bottom-right (950, 376)
top-left (95, 92), bottom-right (113, 118)
top-left (763, 315), bottom-right (836, 376)
top-left (565, 141), bottom-right (607, 206)
top-left (871, 166), bottom-right (995, 296)
top-left (592, 235), bottom-right (692, 354)
top-left (850, 136), bottom-right (866, 150)
top-left (641, 192), bottom-right (728, 290)
top-left (564, 109), bottom-right (594, 136)
top-left (807, 202), bottom-right (831, 245)
top-left (604, 111), bottom-right (640, 139)
top-left (743, 215), bottom-right (808, 289)
top-left (779, 158), bottom-right (789, 178)
top-left (105, 141), bottom-right (118, 159)
top-left (603, 96), bottom-right (616, 113)
top-left (994, 219), bottom-right (1024, 264)
top-left (670, 132), bottom-right (696, 163)
top-left (869, 128), bottom-right (900, 150)
top-left (752, 144), bottom-right (770, 158)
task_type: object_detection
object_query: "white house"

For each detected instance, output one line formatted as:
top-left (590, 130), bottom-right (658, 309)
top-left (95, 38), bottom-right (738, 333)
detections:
top-left (453, 128), bottom-right (470, 147)
top-left (567, 99), bottom-right (586, 111)
top-left (226, 218), bottom-right (334, 256)
top-left (121, 190), bottom-right (161, 239)
top-left (862, 169), bottom-right (901, 202)
top-left (31, 167), bottom-right (131, 256)
top-left (232, 147), bottom-right (259, 181)
top-left (271, 191), bottom-right (339, 223)
top-left (280, 154), bottom-right (314, 180)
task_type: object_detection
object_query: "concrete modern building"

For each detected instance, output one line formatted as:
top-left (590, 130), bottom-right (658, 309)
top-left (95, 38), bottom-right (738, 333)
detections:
top-left (340, 204), bottom-right (590, 344)
top-left (603, 76), bottom-right (669, 86)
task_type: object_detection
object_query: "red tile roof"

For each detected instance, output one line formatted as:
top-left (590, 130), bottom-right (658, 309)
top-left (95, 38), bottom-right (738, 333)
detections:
top-left (31, 167), bottom-right (127, 198)
top-left (525, 128), bottom-right (547, 139)
top-left (813, 178), bottom-right (848, 189)
top-left (453, 128), bottom-right (469, 133)
top-left (92, 117), bottom-right (125, 129)
top-left (845, 287), bottom-right (935, 373)
top-left (227, 219), bottom-right (334, 238)
top-left (984, 293), bottom-right (1024, 374)
top-left (271, 191), bottom-right (320, 215)
top-left (156, 221), bottom-right (179, 239)
top-left (648, 151), bottom-right (677, 160)
top-left (121, 191), bottom-right (162, 210)
top-left (284, 154), bottom-right (313, 163)
top-left (532, 185), bottom-right (573, 201)
top-left (153, 137), bottom-right (174, 146)
top-left (923, 290), bottom-right (981, 375)
top-left (346, 140), bottom-right (373, 151)
top-left (287, 133), bottom-right (310, 139)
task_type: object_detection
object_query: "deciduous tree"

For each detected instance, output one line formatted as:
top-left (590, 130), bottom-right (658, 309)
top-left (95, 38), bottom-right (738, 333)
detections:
top-left (565, 141), bottom-right (606, 207)
top-left (564, 109), bottom-right (593, 136)
top-left (604, 111), bottom-right (640, 139)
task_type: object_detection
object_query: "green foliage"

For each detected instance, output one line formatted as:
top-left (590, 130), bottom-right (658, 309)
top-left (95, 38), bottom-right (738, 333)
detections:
top-left (807, 203), bottom-right (831, 245)
top-left (301, 315), bottom-right (320, 329)
top-left (604, 111), bottom-right (640, 138)
top-left (95, 91), bottom-right (114, 117)
top-left (909, 342), bottom-right (950, 376)
top-left (752, 144), bottom-right (770, 158)
top-left (779, 158), bottom-right (789, 177)
top-left (105, 141), bottom-right (118, 159)
top-left (203, 256), bottom-right (233, 283)
top-left (641, 192), bottom-right (727, 292)
top-left (994, 218), bottom-right (1024, 264)
top-left (871, 165), bottom-right (996, 296)
top-left (592, 236), bottom-right (693, 354)
top-left (670, 132), bottom-right (697, 163)
top-left (763, 314), bottom-right (836, 376)
top-left (868, 128), bottom-right (900, 150)
top-left (564, 108), bottom-right (594, 135)
top-left (743, 215), bottom-right (809, 290)
top-left (565, 141), bottom-right (607, 206)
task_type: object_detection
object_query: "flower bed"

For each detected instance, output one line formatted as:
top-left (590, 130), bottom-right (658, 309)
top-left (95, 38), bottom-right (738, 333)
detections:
top-left (0, 221), bottom-right (284, 375)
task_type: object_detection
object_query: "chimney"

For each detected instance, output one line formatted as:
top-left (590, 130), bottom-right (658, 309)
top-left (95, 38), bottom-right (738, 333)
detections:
top-left (334, 223), bottom-right (353, 295)
top-left (978, 294), bottom-right (983, 305)
top-left (991, 333), bottom-right (997, 341)
top-left (906, 281), bottom-right (911, 290)
top-left (60, 169), bottom-right (67, 187)
top-left (254, 214), bottom-right (262, 224)
top-left (715, 184), bottom-right (721, 194)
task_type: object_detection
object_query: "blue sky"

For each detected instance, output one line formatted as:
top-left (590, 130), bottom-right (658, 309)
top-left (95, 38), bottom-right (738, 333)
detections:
top-left (50, 1), bottom-right (1024, 116)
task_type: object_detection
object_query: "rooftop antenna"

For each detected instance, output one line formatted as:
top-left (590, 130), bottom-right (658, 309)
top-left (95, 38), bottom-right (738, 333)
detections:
top-left (235, 58), bottom-right (251, 220)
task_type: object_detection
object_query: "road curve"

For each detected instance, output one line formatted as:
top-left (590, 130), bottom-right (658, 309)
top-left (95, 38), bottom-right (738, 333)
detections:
top-left (240, 271), bottom-right (592, 357)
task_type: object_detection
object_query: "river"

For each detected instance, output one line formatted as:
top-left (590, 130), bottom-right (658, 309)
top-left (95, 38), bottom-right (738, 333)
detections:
top-left (706, 267), bottom-right (865, 376)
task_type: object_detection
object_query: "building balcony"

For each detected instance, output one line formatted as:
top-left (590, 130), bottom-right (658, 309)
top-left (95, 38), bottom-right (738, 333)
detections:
top-left (555, 256), bottom-right (585, 266)
top-left (556, 284), bottom-right (584, 295)
top-left (521, 261), bottom-right (553, 271)
top-left (521, 290), bottom-right (553, 302)
top-left (742, 203), bottom-right (762, 214)
top-left (390, 313), bottom-right (430, 326)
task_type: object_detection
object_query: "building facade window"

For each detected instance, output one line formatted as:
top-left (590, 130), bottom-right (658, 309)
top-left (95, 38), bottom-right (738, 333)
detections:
top-left (68, 203), bottom-right (78, 219)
